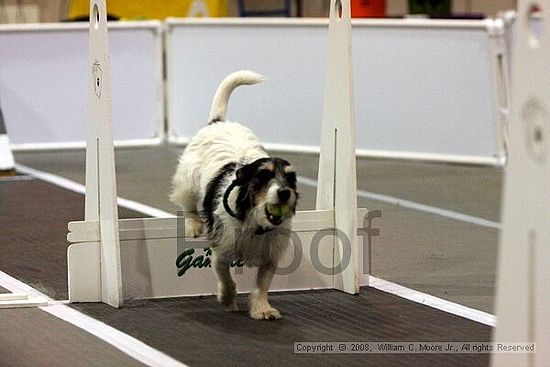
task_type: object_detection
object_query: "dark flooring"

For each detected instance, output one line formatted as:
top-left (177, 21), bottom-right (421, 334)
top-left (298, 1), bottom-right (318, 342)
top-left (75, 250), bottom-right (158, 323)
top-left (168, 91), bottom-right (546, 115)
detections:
top-left (0, 307), bottom-right (147, 367)
top-left (0, 178), bottom-right (151, 367)
top-left (0, 166), bottom-right (493, 366)
top-left (13, 145), bottom-right (503, 219)
top-left (74, 288), bottom-right (491, 367)
top-left (14, 146), bottom-right (502, 313)
top-left (0, 179), bottom-right (144, 300)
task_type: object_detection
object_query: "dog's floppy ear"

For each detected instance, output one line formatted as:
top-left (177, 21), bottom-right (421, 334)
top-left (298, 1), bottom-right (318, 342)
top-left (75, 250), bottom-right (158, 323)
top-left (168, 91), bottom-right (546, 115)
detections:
top-left (236, 158), bottom-right (271, 185)
top-left (235, 163), bottom-right (257, 185)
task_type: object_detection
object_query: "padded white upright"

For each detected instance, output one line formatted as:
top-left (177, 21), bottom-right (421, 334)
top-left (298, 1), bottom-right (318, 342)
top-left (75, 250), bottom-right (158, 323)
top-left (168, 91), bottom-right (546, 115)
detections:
top-left (492, 1), bottom-right (550, 366)
top-left (503, 9), bottom-right (544, 77)
top-left (316, 0), bottom-right (359, 294)
top-left (67, 0), bottom-right (366, 306)
top-left (165, 17), bottom-right (509, 165)
top-left (0, 106), bottom-right (14, 171)
top-left (81, 0), bottom-right (122, 308)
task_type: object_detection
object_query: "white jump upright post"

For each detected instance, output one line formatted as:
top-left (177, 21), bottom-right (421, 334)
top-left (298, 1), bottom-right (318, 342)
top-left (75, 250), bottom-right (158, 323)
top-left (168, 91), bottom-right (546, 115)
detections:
top-left (82, 0), bottom-right (123, 308)
top-left (492, 1), bottom-right (550, 366)
top-left (0, 105), bottom-right (15, 174)
top-left (316, 0), bottom-right (359, 294)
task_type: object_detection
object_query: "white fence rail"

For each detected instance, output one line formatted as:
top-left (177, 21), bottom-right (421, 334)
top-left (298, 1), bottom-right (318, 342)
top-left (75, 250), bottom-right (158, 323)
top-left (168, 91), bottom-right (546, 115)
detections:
top-left (0, 21), bottom-right (164, 149)
top-left (2, 18), bottom-right (509, 164)
top-left (166, 18), bottom-right (508, 165)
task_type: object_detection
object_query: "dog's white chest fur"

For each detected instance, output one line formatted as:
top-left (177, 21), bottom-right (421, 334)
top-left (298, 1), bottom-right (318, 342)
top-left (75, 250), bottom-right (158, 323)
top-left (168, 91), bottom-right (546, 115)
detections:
top-left (214, 221), bottom-right (292, 266)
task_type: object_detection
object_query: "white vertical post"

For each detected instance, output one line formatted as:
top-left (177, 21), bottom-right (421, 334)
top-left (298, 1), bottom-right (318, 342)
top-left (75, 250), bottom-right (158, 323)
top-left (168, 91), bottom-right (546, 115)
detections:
top-left (492, 1), bottom-right (550, 366)
top-left (316, 0), bottom-right (359, 294)
top-left (0, 106), bottom-right (15, 173)
top-left (85, 0), bottom-right (123, 308)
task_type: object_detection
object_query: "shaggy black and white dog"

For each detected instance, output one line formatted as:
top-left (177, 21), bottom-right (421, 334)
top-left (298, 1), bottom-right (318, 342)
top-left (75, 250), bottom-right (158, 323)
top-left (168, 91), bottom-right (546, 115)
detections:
top-left (170, 71), bottom-right (298, 320)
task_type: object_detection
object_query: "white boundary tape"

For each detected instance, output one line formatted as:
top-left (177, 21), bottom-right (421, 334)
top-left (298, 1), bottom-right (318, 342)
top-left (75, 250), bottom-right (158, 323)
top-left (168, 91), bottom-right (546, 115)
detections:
top-left (369, 276), bottom-right (496, 327)
top-left (45, 305), bottom-right (188, 367)
top-left (0, 270), bottom-right (188, 367)
top-left (0, 175), bottom-right (35, 182)
top-left (298, 176), bottom-right (501, 230)
top-left (13, 161), bottom-right (496, 326)
top-left (15, 163), bottom-right (173, 218)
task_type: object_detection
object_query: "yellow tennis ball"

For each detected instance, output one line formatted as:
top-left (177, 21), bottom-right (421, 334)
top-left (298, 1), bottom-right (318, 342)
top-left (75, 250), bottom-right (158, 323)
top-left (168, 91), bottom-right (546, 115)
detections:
top-left (266, 203), bottom-right (291, 217)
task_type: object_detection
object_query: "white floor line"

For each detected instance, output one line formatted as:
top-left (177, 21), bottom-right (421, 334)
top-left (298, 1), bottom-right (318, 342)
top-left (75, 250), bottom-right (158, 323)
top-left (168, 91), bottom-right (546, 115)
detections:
top-left (369, 276), bottom-right (496, 327)
top-left (15, 163), bottom-right (174, 218)
top-left (0, 271), bottom-right (188, 367)
top-left (12, 162), bottom-right (496, 328)
top-left (298, 175), bottom-right (501, 230)
top-left (0, 175), bottom-right (35, 182)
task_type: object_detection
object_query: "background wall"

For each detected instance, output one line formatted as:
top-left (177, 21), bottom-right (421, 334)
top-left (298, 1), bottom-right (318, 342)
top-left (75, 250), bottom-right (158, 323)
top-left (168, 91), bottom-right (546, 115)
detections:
top-left (166, 20), bottom-right (503, 163)
top-left (0, 0), bottom-right (518, 23)
top-left (452, 0), bottom-right (516, 15)
top-left (0, 23), bottom-right (163, 146)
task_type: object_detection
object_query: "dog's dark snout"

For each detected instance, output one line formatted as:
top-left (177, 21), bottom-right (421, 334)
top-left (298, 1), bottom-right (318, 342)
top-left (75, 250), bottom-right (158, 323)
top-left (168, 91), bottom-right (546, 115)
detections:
top-left (277, 188), bottom-right (291, 202)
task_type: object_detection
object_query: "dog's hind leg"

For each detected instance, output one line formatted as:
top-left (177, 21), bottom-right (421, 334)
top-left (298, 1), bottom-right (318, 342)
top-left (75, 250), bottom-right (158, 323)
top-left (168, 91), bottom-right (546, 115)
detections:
top-left (214, 257), bottom-right (238, 311)
top-left (249, 262), bottom-right (281, 320)
top-left (170, 163), bottom-right (204, 237)
top-left (184, 215), bottom-right (203, 238)
top-left (179, 205), bottom-right (203, 238)
top-left (171, 189), bottom-right (203, 237)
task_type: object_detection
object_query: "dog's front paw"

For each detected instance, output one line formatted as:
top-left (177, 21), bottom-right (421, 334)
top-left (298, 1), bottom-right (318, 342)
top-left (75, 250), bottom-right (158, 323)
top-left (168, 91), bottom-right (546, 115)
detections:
top-left (250, 305), bottom-right (281, 320)
top-left (185, 218), bottom-right (203, 237)
top-left (224, 300), bottom-right (239, 312)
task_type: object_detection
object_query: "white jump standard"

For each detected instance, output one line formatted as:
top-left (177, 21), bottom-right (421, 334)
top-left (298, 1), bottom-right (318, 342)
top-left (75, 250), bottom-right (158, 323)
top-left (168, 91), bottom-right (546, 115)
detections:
top-left (492, 1), bottom-right (550, 366)
top-left (0, 105), bottom-right (15, 173)
top-left (67, 0), bottom-right (368, 309)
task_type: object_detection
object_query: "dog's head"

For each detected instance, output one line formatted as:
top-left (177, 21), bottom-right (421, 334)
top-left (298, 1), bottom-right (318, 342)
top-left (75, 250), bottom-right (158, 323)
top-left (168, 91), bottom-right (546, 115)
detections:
top-left (235, 157), bottom-right (298, 230)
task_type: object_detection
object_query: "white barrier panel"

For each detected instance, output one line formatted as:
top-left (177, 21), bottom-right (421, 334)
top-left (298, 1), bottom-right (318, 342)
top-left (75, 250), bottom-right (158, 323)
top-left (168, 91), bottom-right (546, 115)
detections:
top-left (68, 211), bottom-right (368, 301)
top-left (0, 21), bottom-right (164, 149)
top-left (166, 18), bottom-right (508, 165)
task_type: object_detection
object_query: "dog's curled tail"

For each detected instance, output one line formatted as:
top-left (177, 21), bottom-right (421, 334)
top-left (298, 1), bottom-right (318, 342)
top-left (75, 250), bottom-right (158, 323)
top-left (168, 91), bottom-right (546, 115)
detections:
top-left (208, 70), bottom-right (265, 124)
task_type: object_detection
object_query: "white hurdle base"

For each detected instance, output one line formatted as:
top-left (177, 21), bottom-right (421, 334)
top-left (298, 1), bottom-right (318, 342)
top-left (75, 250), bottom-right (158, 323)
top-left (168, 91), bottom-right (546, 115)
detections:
top-left (0, 293), bottom-right (47, 309)
top-left (0, 107), bottom-right (15, 172)
top-left (68, 209), bottom-right (368, 302)
top-left (0, 135), bottom-right (14, 172)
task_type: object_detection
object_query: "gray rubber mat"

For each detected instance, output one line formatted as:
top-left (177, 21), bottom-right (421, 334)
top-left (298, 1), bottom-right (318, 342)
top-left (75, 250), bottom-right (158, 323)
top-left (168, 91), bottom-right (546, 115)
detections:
top-left (2, 172), bottom-right (493, 367)
top-left (0, 178), bottom-right (144, 299)
top-left (74, 288), bottom-right (491, 367)
top-left (14, 147), bottom-right (501, 313)
top-left (0, 308), bottom-right (146, 367)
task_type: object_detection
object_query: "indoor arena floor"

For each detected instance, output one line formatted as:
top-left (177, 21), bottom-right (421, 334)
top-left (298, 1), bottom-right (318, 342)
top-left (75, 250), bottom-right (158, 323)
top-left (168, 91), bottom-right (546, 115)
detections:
top-left (0, 145), bottom-right (501, 366)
